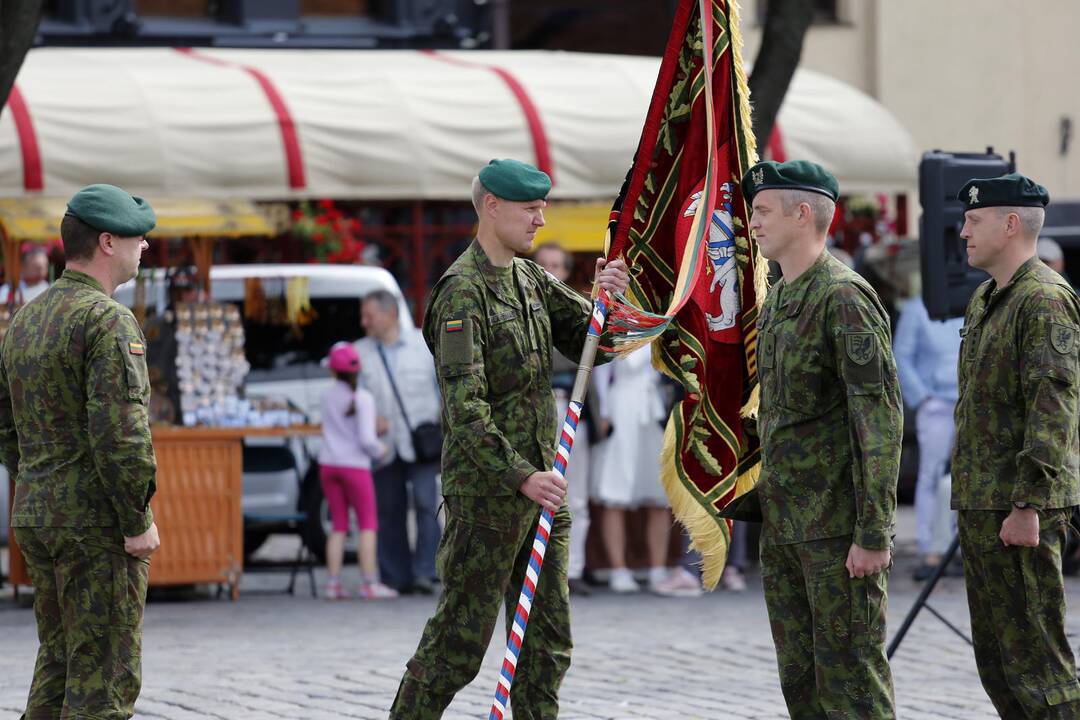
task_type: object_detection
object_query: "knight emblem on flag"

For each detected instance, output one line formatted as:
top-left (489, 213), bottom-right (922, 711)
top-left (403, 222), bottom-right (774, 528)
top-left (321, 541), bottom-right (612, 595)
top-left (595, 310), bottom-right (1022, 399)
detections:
top-left (682, 185), bottom-right (742, 337)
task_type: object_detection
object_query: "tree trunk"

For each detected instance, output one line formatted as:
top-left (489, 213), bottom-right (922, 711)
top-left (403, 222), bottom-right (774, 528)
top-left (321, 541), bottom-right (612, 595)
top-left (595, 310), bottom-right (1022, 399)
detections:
top-left (748, 0), bottom-right (813, 151)
top-left (0, 1), bottom-right (45, 114)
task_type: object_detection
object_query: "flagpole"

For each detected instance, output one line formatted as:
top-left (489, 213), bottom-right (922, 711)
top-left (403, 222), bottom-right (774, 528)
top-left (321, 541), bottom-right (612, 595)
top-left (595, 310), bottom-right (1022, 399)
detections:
top-left (487, 289), bottom-right (611, 720)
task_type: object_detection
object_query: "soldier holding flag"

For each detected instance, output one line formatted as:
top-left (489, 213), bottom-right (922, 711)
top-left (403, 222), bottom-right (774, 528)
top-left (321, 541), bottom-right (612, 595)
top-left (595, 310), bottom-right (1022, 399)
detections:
top-left (389, 159), bottom-right (628, 719)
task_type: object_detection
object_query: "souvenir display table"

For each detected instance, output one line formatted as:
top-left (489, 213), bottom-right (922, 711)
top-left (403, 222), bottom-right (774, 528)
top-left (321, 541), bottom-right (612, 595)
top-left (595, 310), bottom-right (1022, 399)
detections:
top-left (6, 424), bottom-right (320, 601)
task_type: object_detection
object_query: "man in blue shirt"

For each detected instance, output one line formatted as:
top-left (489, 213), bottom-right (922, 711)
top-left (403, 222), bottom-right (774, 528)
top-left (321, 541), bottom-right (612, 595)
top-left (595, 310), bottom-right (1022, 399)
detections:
top-left (893, 296), bottom-right (963, 579)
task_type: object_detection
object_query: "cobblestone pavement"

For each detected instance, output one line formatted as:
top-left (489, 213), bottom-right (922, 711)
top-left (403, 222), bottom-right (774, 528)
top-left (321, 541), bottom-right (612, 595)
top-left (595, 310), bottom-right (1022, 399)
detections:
top-left (1, 535), bottom-right (1077, 719)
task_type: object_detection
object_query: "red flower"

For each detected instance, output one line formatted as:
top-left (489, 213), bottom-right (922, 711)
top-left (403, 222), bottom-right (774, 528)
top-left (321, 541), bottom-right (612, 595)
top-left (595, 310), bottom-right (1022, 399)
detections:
top-left (318, 199), bottom-right (334, 210)
top-left (292, 209), bottom-right (303, 220)
top-left (312, 232), bottom-right (325, 243)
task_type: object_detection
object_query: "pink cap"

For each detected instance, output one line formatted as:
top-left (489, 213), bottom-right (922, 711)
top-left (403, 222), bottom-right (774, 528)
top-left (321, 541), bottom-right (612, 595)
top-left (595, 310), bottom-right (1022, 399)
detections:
top-left (327, 342), bottom-right (360, 373)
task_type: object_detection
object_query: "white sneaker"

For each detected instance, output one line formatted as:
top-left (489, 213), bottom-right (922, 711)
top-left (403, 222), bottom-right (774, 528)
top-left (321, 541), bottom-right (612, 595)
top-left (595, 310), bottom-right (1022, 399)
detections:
top-left (609, 569), bottom-right (641, 593)
top-left (651, 568), bottom-right (703, 598)
top-left (720, 566), bottom-right (747, 593)
top-left (325, 579), bottom-right (348, 601)
top-left (358, 581), bottom-right (399, 600)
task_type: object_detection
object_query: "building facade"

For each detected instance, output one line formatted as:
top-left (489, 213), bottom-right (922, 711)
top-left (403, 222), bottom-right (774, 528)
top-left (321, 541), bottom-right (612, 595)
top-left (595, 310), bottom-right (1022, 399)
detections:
top-left (742, 0), bottom-right (1080, 200)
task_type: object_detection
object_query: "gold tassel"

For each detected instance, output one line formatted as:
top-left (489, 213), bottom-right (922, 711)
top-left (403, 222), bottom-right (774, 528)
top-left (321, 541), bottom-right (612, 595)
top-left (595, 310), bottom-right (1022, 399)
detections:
top-left (734, 459), bottom-right (760, 497)
top-left (729, 0), bottom-right (771, 309)
top-left (659, 411), bottom-right (732, 591)
top-left (740, 382), bottom-right (759, 419)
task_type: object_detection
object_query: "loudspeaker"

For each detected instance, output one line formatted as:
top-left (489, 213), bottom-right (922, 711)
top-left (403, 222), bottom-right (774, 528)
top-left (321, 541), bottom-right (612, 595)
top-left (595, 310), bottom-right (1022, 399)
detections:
top-left (919, 149), bottom-right (1014, 321)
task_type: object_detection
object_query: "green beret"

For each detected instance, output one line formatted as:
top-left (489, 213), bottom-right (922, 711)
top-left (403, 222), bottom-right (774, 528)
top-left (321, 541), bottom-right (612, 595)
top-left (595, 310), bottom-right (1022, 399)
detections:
top-left (958, 172), bottom-right (1049, 211)
top-left (65, 184), bottom-right (156, 236)
top-left (740, 160), bottom-right (840, 203)
top-left (478, 159), bottom-right (551, 202)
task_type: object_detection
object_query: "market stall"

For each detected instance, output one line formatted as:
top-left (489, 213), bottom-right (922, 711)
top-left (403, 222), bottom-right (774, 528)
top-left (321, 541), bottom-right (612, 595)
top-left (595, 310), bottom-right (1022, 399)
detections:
top-left (0, 48), bottom-right (920, 314)
top-left (0, 198), bottom-right (317, 600)
top-left (0, 48), bottom-right (918, 200)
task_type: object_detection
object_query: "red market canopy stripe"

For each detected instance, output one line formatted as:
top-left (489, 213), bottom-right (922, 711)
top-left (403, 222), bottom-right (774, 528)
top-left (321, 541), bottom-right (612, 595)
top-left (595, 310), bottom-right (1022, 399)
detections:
top-left (1, 48), bottom-right (918, 202)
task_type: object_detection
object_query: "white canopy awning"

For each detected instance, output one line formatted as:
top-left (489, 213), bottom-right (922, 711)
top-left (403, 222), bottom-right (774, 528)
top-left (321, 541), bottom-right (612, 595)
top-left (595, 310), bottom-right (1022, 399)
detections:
top-left (1, 48), bottom-right (918, 201)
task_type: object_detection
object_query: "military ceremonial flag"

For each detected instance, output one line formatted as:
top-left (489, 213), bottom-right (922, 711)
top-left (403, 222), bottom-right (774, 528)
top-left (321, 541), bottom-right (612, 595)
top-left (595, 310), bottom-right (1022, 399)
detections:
top-left (603, 0), bottom-right (766, 589)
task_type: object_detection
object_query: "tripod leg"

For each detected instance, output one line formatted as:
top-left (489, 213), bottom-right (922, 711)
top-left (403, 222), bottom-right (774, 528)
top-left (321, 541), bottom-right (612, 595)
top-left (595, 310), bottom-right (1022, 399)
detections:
top-left (886, 534), bottom-right (961, 659)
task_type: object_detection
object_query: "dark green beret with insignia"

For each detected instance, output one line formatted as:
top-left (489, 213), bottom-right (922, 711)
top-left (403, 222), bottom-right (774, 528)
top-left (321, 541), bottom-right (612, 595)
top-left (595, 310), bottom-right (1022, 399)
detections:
top-left (66, 183), bottom-right (157, 236)
top-left (740, 159), bottom-right (840, 203)
top-left (958, 172), bottom-right (1049, 211)
top-left (478, 159), bottom-right (551, 202)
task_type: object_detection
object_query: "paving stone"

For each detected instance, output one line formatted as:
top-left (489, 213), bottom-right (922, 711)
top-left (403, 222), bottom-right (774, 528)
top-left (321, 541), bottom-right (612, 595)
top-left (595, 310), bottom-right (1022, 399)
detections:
top-left (1, 527), bottom-right (1076, 719)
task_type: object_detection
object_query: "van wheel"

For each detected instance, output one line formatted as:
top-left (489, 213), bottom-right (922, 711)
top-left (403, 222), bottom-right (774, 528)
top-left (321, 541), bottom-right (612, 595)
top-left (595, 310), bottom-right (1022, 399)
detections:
top-left (300, 467), bottom-right (328, 564)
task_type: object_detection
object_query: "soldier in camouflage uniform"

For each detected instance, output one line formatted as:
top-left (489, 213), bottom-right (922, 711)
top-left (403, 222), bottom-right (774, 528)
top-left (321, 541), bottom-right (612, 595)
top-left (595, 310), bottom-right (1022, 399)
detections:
top-left (388, 159), bottom-right (629, 720)
top-left (952, 173), bottom-right (1080, 718)
top-left (728, 160), bottom-right (902, 719)
top-left (0, 184), bottom-right (160, 720)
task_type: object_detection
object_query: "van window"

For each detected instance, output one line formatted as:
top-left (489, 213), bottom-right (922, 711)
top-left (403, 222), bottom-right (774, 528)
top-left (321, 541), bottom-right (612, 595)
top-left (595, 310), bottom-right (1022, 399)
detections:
top-left (240, 296), bottom-right (365, 371)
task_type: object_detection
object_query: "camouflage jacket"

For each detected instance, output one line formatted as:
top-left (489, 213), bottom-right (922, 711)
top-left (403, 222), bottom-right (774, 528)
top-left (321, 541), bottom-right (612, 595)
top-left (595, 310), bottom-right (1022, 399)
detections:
top-left (423, 241), bottom-right (608, 496)
top-left (0, 270), bottom-right (156, 535)
top-left (953, 257), bottom-right (1080, 511)
top-left (755, 251), bottom-right (902, 549)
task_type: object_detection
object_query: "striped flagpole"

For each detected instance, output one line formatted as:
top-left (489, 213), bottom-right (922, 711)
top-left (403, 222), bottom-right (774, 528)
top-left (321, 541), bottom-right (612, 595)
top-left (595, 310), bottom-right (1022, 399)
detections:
top-left (488, 290), bottom-right (612, 720)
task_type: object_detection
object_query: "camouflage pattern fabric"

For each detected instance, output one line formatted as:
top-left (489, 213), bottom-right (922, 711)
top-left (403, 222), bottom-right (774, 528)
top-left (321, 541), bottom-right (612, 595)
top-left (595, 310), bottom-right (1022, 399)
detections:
top-left (952, 257), bottom-right (1080, 511)
top-left (755, 251), bottom-right (902, 549)
top-left (0, 269), bottom-right (157, 720)
top-left (420, 241), bottom-right (608, 497)
top-left (389, 495), bottom-right (571, 720)
top-left (0, 270), bottom-right (157, 534)
top-left (754, 251), bottom-right (901, 716)
top-left (760, 537), bottom-right (894, 720)
top-left (953, 257), bottom-right (1080, 716)
top-left (958, 509), bottom-right (1080, 718)
top-left (391, 240), bottom-right (607, 718)
top-left (14, 526), bottom-right (149, 720)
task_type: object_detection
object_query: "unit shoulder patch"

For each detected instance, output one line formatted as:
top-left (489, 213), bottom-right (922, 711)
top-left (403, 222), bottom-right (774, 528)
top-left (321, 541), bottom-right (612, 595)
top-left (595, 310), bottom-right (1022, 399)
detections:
top-left (1050, 322), bottom-right (1077, 355)
top-left (844, 332), bottom-right (876, 366)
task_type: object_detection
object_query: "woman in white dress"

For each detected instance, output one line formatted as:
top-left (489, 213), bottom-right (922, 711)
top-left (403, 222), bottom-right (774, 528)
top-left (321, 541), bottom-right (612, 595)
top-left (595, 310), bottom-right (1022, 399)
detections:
top-left (591, 345), bottom-right (672, 592)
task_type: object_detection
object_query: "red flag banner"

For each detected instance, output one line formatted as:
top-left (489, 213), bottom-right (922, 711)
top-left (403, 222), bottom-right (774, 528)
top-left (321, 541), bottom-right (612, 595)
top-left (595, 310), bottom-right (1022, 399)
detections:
top-left (603, 0), bottom-right (766, 589)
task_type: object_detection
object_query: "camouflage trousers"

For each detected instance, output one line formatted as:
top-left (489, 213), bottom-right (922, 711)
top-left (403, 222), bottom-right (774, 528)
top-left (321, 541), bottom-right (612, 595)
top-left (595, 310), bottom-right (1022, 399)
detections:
top-left (14, 526), bottom-right (149, 720)
top-left (760, 536), bottom-right (896, 720)
top-left (389, 494), bottom-right (572, 720)
top-left (958, 509), bottom-right (1080, 719)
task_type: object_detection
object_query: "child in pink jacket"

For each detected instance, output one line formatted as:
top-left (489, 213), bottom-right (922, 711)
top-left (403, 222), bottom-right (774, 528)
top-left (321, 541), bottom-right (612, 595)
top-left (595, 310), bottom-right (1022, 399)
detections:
top-left (319, 342), bottom-right (396, 599)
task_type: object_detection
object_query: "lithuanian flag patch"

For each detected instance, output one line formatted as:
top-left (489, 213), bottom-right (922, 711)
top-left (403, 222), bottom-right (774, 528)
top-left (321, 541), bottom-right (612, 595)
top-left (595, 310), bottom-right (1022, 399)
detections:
top-left (445, 319), bottom-right (464, 333)
top-left (128, 341), bottom-right (145, 355)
